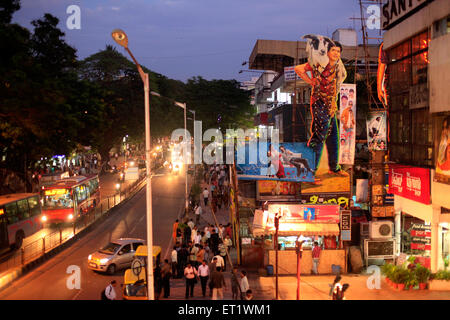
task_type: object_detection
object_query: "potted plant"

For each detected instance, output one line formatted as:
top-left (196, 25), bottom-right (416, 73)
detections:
top-left (415, 265), bottom-right (431, 290)
top-left (381, 264), bottom-right (393, 285)
top-left (406, 272), bottom-right (418, 290)
top-left (391, 266), bottom-right (400, 289)
top-left (396, 268), bottom-right (409, 290)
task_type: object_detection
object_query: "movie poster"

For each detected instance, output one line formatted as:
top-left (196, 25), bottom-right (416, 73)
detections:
top-left (434, 114), bottom-right (450, 184)
top-left (366, 111), bottom-right (387, 150)
top-left (339, 83), bottom-right (356, 165)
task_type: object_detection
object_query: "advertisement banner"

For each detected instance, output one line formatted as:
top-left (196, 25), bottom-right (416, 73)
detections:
top-left (366, 111), bottom-right (387, 151)
top-left (388, 165), bottom-right (431, 204)
top-left (356, 179), bottom-right (369, 203)
top-left (237, 142), bottom-right (315, 182)
top-left (435, 114), bottom-right (450, 184)
top-left (256, 180), bottom-right (301, 201)
top-left (300, 193), bottom-right (350, 207)
top-left (340, 210), bottom-right (351, 241)
top-left (339, 83), bottom-right (356, 165)
top-left (267, 203), bottom-right (340, 224)
top-left (284, 66), bottom-right (301, 81)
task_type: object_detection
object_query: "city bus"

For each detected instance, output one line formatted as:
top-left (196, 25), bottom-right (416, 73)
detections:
top-left (40, 175), bottom-right (100, 223)
top-left (0, 193), bottom-right (44, 250)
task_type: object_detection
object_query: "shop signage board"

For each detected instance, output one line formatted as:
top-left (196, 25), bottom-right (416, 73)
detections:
top-left (388, 164), bottom-right (431, 204)
top-left (384, 172), bottom-right (394, 204)
top-left (411, 224), bottom-right (431, 251)
top-left (236, 142), bottom-right (315, 183)
top-left (300, 193), bottom-right (350, 207)
top-left (340, 210), bottom-right (351, 241)
top-left (284, 66), bottom-right (301, 81)
top-left (381, 0), bottom-right (433, 30)
top-left (267, 203), bottom-right (340, 224)
top-left (338, 83), bottom-right (356, 165)
top-left (256, 180), bottom-right (301, 201)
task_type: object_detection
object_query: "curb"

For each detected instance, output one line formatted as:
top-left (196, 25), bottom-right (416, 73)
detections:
top-left (0, 177), bottom-right (147, 294)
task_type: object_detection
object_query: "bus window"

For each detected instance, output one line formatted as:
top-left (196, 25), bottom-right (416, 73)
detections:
top-left (42, 189), bottom-right (73, 209)
top-left (5, 202), bottom-right (19, 224)
top-left (75, 186), bottom-right (87, 203)
top-left (28, 196), bottom-right (41, 217)
top-left (17, 199), bottom-right (30, 219)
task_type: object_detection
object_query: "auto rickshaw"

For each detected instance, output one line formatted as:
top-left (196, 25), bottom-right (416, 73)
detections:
top-left (122, 245), bottom-right (161, 300)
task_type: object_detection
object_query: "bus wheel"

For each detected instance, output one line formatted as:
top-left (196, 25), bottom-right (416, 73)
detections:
top-left (107, 264), bottom-right (116, 275)
top-left (14, 231), bottom-right (24, 249)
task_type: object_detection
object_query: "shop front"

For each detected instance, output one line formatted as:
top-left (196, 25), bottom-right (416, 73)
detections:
top-left (252, 203), bottom-right (346, 275)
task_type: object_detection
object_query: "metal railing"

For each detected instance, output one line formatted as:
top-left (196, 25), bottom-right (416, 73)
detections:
top-left (0, 174), bottom-right (147, 275)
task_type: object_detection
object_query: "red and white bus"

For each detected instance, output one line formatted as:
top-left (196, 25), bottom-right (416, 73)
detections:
top-left (40, 175), bottom-right (100, 223)
top-left (0, 193), bottom-right (44, 249)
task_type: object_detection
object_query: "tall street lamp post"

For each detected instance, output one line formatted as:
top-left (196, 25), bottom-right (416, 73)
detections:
top-left (174, 102), bottom-right (189, 214)
top-left (111, 29), bottom-right (154, 300)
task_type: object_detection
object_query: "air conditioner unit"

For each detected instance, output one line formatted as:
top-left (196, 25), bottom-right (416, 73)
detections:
top-left (369, 221), bottom-right (394, 240)
top-left (360, 222), bottom-right (370, 236)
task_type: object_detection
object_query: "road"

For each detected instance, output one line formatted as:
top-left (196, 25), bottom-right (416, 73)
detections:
top-left (0, 166), bottom-right (187, 300)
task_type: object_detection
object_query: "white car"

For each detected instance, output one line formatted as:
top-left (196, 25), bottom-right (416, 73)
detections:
top-left (87, 238), bottom-right (145, 274)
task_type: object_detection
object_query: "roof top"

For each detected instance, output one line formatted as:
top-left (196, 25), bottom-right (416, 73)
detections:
top-left (0, 193), bottom-right (38, 206)
top-left (43, 174), bottom-right (98, 189)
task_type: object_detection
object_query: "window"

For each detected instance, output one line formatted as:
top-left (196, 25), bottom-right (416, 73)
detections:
top-left (17, 199), bottom-right (30, 219)
top-left (432, 15), bottom-right (450, 39)
top-left (28, 196), bottom-right (41, 217)
top-left (132, 242), bottom-right (143, 251)
top-left (120, 244), bottom-right (132, 254)
top-left (75, 186), bottom-right (87, 203)
top-left (5, 202), bottom-right (18, 224)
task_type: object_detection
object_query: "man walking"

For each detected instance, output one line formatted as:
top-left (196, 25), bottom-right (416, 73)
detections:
top-left (312, 241), bottom-right (322, 275)
top-left (211, 267), bottom-right (226, 300)
top-left (239, 270), bottom-right (249, 300)
top-left (184, 263), bottom-right (198, 299)
top-left (161, 259), bottom-right (172, 298)
top-left (231, 267), bottom-right (240, 300)
top-left (203, 187), bottom-right (209, 206)
top-left (171, 246), bottom-right (178, 278)
top-left (195, 203), bottom-right (202, 225)
top-left (102, 280), bottom-right (117, 300)
top-left (198, 260), bottom-right (210, 297)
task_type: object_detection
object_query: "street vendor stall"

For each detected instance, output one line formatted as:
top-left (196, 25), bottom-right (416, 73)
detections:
top-left (253, 203), bottom-right (346, 275)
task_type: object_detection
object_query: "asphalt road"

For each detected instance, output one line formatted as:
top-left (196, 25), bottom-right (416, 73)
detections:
top-left (0, 166), bottom-right (186, 300)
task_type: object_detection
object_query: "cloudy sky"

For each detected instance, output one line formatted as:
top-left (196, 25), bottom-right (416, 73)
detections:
top-left (12, 0), bottom-right (383, 83)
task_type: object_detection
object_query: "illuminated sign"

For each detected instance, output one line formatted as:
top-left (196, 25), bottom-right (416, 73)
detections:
top-left (0, 208), bottom-right (4, 215)
top-left (381, 0), bottom-right (433, 30)
top-left (44, 189), bottom-right (68, 196)
top-left (267, 204), bottom-right (340, 224)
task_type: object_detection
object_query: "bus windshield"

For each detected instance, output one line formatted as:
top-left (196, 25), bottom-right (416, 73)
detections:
top-left (42, 189), bottom-right (73, 209)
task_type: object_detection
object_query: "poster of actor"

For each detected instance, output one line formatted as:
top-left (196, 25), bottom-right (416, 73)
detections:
top-left (268, 143), bottom-right (315, 182)
top-left (435, 115), bottom-right (450, 184)
top-left (338, 83), bottom-right (356, 165)
top-left (366, 111), bottom-right (387, 151)
top-left (294, 34), bottom-right (349, 186)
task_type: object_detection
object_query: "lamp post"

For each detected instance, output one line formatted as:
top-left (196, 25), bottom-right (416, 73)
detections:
top-left (188, 109), bottom-right (196, 179)
top-left (111, 29), bottom-right (154, 300)
top-left (296, 238), bottom-right (305, 300)
top-left (174, 102), bottom-right (189, 214)
top-left (274, 208), bottom-right (283, 300)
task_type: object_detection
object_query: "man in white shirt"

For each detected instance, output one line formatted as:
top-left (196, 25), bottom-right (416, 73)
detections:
top-left (239, 271), bottom-right (250, 300)
top-left (197, 260), bottom-right (210, 297)
top-left (104, 280), bottom-right (117, 300)
top-left (203, 188), bottom-right (209, 206)
top-left (195, 204), bottom-right (202, 225)
top-left (187, 219), bottom-right (195, 230)
top-left (191, 226), bottom-right (198, 243)
top-left (171, 246), bottom-right (178, 278)
top-left (212, 254), bottom-right (224, 271)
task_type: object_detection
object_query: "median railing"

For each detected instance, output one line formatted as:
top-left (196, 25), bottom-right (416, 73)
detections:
top-left (0, 173), bottom-right (147, 275)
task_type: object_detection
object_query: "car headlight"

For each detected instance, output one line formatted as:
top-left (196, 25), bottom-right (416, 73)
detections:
top-left (99, 258), bottom-right (109, 264)
top-left (68, 214), bottom-right (74, 220)
top-left (88, 255), bottom-right (92, 260)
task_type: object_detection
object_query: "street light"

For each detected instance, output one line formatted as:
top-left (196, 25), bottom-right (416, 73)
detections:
top-left (111, 29), bottom-right (154, 300)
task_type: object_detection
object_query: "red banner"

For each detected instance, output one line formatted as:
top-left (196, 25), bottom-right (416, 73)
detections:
top-left (388, 165), bottom-right (430, 204)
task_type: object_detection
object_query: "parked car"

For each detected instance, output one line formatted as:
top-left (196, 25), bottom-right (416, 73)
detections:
top-left (87, 238), bottom-right (145, 274)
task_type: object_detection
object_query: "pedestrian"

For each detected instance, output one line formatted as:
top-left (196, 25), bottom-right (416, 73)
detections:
top-left (183, 222), bottom-right (191, 246)
top-left (212, 254), bottom-right (225, 271)
top-left (171, 246), bottom-right (178, 278)
top-left (184, 263), bottom-right (198, 299)
top-left (211, 267), bottom-right (226, 300)
top-left (191, 226), bottom-right (198, 244)
top-left (224, 234), bottom-right (233, 251)
top-left (218, 224), bottom-right (224, 238)
top-left (203, 188), bottom-right (209, 206)
top-left (154, 264), bottom-right (163, 300)
top-left (172, 219), bottom-right (179, 243)
top-left (203, 244), bottom-right (211, 264)
top-left (330, 275), bottom-right (349, 300)
top-left (239, 270), bottom-right (249, 300)
top-left (208, 257), bottom-right (218, 296)
top-left (198, 260), bottom-right (210, 297)
top-left (102, 280), bottom-right (117, 300)
top-left (199, 231), bottom-right (207, 245)
top-left (196, 244), bottom-right (205, 267)
top-left (312, 241), bottom-right (321, 275)
top-left (161, 259), bottom-right (172, 298)
top-left (189, 243), bottom-right (199, 268)
top-left (244, 289), bottom-right (253, 300)
top-left (177, 244), bottom-right (189, 278)
top-left (195, 203), bottom-right (202, 225)
top-left (226, 223), bottom-right (232, 239)
top-left (187, 218), bottom-right (195, 230)
top-left (209, 228), bottom-right (219, 255)
top-left (231, 267), bottom-right (240, 300)
top-left (218, 240), bottom-right (227, 271)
